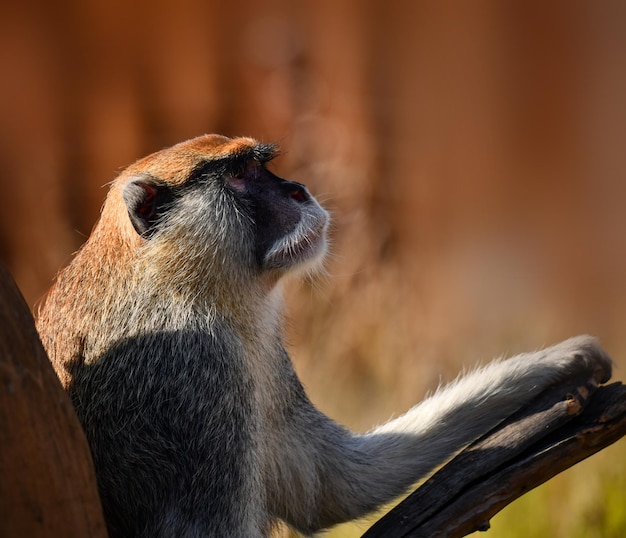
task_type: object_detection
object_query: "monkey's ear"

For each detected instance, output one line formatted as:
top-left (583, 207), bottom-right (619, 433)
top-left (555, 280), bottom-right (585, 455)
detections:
top-left (122, 177), bottom-right (172, 237)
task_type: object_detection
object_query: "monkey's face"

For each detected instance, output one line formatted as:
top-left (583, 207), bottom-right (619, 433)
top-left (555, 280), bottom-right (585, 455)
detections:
top-left (117, 135), bottom-right (329, 289)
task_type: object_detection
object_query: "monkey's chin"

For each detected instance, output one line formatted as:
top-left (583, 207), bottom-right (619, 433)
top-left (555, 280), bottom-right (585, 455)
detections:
top-left (263, 219), bottom-right (328, 275)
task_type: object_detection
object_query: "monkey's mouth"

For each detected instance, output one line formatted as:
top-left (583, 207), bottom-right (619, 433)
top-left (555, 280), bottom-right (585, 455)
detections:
top-left (264, 214), bottom-right (329, 271)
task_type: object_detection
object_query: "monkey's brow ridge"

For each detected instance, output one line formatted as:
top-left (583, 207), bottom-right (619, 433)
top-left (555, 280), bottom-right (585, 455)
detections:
top-left (191, 143), bottom-right (280, 181)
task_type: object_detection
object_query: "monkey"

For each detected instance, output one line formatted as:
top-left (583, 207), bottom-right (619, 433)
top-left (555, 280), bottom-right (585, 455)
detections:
top-left (36, 134), bottom-right (612, 537)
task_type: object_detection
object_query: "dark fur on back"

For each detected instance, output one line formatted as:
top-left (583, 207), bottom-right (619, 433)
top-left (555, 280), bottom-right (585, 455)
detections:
top-left (74, 329), bottom-right (253, 536)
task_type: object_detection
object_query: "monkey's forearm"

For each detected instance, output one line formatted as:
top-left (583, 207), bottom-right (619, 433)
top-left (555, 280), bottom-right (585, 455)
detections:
top-left (275, 336), bottom-right (611, 533)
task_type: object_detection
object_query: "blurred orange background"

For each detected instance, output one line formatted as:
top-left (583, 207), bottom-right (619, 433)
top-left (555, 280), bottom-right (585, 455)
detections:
top-left (1, 1), bottom-right (625, 536)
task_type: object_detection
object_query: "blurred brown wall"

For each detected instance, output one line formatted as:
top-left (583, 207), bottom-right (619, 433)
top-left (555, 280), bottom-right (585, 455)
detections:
top-left (1, 0), bottom-right (626, 421)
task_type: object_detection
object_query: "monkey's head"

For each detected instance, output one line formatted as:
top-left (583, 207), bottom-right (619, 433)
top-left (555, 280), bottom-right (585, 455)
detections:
top-left (95, 134), bottom-right (329, 302)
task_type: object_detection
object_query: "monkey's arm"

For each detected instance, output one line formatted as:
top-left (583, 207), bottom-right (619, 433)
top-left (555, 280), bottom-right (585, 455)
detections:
top-left (270, 335), bottom-right (611, 534)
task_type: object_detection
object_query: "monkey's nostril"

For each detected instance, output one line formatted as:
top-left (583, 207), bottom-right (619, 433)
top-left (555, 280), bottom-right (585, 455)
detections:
top-left (280, 179), bottom-right (309, 203)
top-left (290, 189), bottom-right (306, 202)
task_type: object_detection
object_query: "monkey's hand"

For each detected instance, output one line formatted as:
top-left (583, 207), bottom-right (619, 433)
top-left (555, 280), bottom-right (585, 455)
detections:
top-left (524, 334), bottom-right (612, 388)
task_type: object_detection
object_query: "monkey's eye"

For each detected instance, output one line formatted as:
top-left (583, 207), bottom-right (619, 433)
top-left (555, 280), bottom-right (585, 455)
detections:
top-left (226, 160), bottom-right (260, 192)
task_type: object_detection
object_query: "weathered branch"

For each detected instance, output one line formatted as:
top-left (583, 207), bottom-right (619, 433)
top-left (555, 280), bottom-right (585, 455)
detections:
top-left (364, 377), bottom-right (626, 538)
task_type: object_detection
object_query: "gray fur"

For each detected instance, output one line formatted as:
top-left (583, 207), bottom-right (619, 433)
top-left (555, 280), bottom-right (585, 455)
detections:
top-left (36, 135), bottom-right (612, 537)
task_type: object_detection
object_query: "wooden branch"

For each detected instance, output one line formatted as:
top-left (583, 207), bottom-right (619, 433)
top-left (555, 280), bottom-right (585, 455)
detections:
top-left (0, 263), bottom-right (107, 537)
top-left (363, 377), bottom-right (626, 538)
